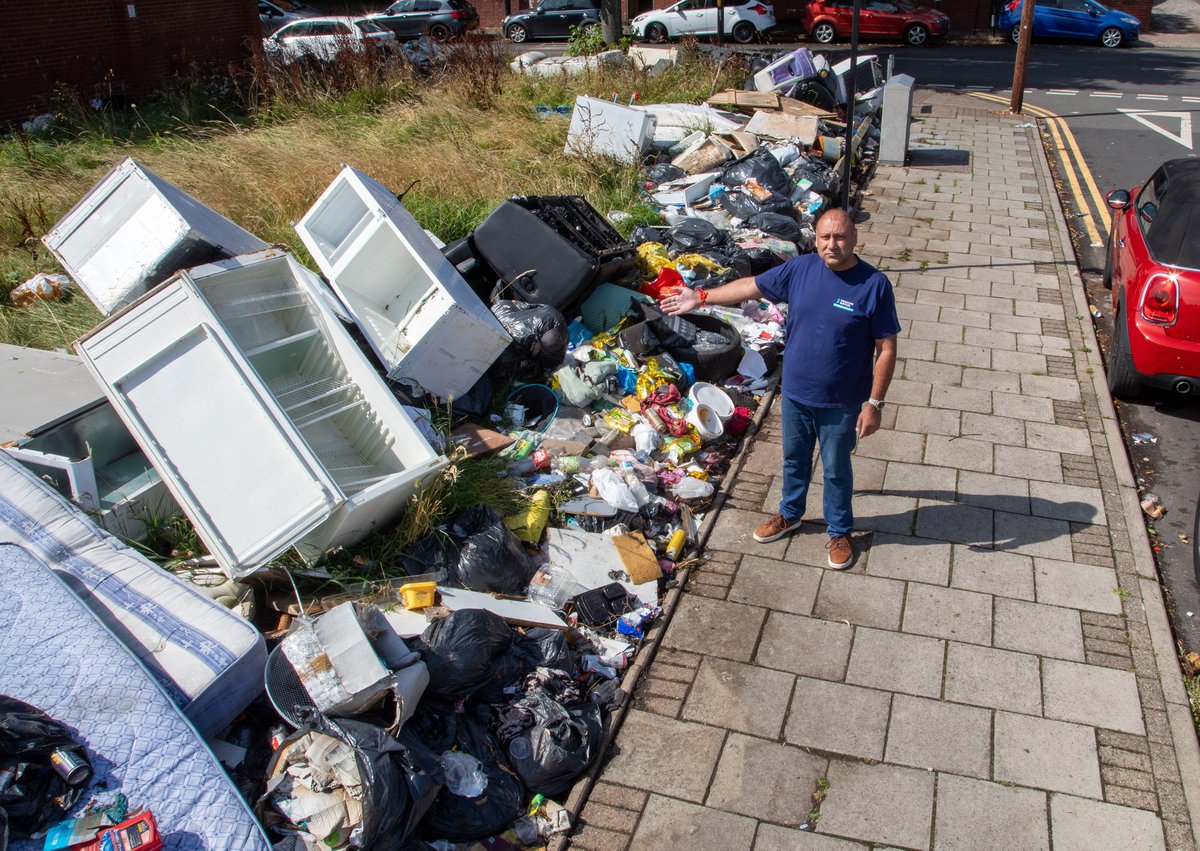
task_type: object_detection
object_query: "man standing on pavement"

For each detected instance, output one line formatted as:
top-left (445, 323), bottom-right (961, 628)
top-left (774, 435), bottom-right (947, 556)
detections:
top-left (661, 208), bottom-right (900, 569)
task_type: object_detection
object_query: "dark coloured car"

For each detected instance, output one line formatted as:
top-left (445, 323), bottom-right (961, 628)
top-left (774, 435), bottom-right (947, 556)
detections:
top-left (802, 0), bottom-right (949, 45)
top-left (259, 0), bottom-right (314, 36)
top-left (503, 0), bottom-right (601, 42)
top-left (1000, 0), bottom-right (1139, 46)
top-left (1104, 158), bottom-right (1200, 399)
top-left (369, 0), bottom-right (480, 41)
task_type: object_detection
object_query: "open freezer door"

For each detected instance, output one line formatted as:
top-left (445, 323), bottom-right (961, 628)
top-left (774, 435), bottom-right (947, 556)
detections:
top-left (79, 298), bottom-right (344, 577)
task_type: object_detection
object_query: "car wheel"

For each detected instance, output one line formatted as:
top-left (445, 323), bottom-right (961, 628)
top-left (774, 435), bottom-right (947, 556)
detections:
top-left (581, 21), bottom-right (600, 37)
top-left (429, 22), bottom-right (451, 40)
top-left (507, 23), bottom-right (528, 42)
top-left (732, 21), bottom-right (756, 43)
top-left (1103, 230), bottom-right (1114, 290)
top-left (904, 23), bottom-right (928, 45)
top-left (1107, 304), bottom-right (1144, 399)
top-left (1100, 25), bottom-right (1124, 47)
top-left (646, 22), bottom-right (669, 43)
top-left (1009, 23), bottom-right (1021, 44)
top-left (812, 21), bottom-right (836, 43)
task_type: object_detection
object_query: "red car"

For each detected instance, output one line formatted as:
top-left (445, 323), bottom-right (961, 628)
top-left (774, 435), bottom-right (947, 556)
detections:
top-left (1105, 158), bottom-right (1200, 399)
top-left (802, 0), bottom-right (950, 45)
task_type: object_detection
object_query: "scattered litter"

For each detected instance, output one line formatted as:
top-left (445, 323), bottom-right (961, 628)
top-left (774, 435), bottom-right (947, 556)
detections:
top-left (1089, 304), bottom-right (1102, 319)
top-left (9, 272), bottom-right (71, 308)
top-left (1140, 493), bottom-right (1165, 520)
top-left (1131, 432), bottom-right (1157, 445)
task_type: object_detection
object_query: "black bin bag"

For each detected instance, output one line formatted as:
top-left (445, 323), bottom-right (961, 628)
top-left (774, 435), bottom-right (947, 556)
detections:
top-left (448, 505), bottom-right (536, 595)
top-left (415, 609), bottom-right (541, 704)
top-left (489, 300), bottom-right (569, 379)
top-left (498, 689), bottom-right (603, 797)
top-left (719, 148), bottom-right (793, 196)
top-left (0, 695), bottom-right (92, 841)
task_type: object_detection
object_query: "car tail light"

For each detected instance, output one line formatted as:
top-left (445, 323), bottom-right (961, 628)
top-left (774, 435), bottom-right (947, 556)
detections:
top-left (748, 3), bottom-right (769, 12)
top-left (451, 9), bottom-right (464, 17)
top-left (1004, 0), bottom-right (1019, 10)
top-left (1140, 273), bottom-right (1179, 326)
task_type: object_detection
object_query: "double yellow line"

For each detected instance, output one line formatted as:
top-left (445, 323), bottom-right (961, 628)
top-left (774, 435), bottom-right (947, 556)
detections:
top-left (968, 91), bottom-right (1110, 247)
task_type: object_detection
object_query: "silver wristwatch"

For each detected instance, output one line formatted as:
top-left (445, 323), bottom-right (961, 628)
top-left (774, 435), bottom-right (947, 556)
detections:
top-left (865, 398), bottom-right (886, 411)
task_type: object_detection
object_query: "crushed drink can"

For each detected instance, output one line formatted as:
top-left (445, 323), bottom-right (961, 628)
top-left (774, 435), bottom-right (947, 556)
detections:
top-left (49, 746), bottom-right (91, 786)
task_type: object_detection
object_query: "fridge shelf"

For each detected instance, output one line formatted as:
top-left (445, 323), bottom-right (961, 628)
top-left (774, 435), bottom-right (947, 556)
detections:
top-left (210, 288), bottom-right (312, 321)
top-left (245, 329), bottom-right (320, 359)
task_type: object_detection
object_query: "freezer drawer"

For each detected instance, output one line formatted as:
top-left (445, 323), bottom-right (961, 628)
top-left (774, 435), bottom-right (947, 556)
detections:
top-left (295, 165), bottom-right (510, 400)
top-left (76, 249), bottom-right (448, 577)
top-left (43, 157), bottom-right (268, 315)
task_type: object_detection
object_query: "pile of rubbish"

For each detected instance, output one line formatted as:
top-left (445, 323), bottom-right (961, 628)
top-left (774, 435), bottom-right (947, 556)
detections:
top-left (1, 49), bottom-right (890, 845)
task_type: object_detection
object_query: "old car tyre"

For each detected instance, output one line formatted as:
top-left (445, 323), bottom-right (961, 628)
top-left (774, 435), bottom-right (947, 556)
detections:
top-left (812, 21), bottom-right (836, 43)
top-left (1100, 25), bottom-right (1123, 47)
top-left (1107, 305), bottom-right (1144, 399)
top-left (796, 80), bottom-right (837, 111)
top-left (732, 21), bottom-right (756, 43)
top-left (1009, 23), bottom-right (1021, 43)
top-left (430, 22), bottom-right (452, 39)
top-left (646, 22), bottom-right (669, 42)
top-left (904, 23), bottom-right (928, 45)
top-left (664, 313), bottom-right (743, 384)
top-left (508, 22), bottom-right (528, 42)
top-left (582, 21), bottom-right (600, 35)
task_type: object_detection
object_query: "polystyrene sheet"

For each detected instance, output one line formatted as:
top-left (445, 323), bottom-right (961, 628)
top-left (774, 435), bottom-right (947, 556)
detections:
top-left (0, 543), bottom-right (271, 850)
top-left (0, 452), bottom-right (266, 736)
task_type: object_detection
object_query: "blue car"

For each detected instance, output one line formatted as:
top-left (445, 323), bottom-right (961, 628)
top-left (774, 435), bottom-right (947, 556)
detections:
top-left (1000, 0), bottom-right (1139, 47)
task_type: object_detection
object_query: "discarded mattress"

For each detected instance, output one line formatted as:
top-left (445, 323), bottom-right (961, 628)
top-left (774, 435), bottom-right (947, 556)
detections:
top-left (0, 452), bottom-right (266, 737)
top-left (0, 543), bottom-right (271, 850)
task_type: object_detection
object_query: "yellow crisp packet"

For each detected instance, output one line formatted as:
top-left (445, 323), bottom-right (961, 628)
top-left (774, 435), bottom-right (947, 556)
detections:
top-left (603, 408), bottom-right (637, 433)
top-left (674, 253), bottom-right (727, 274)
top-left (636, 242), bottom-right (673, 277)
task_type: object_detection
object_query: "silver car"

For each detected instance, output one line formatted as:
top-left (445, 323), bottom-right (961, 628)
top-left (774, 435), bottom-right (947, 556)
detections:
top-left (263, 16), bottom-right (399, 63)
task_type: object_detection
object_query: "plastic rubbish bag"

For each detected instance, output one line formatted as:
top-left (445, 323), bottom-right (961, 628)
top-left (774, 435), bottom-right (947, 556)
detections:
top-left (746, 212), bottom-right (802, 242)
top-left (441, 750), bottom-right (487, 797)
top-left (490, 300), bottom-right (570, 379)
top-left (415, 609), bottom-right (518, 701)
top-left (450, 373), bottom-right (494, 421)
top-left (720, 148), bottom-right (793, 195)
top-left (448, 505), bottom-right (536, 595)
top-left (671, 476), bottom-right (715, 500)
top-left (592, 467), bottom-right (639, 512)
top-left (418, 712), bottom-right (523, 842)
top-left (720, 189), bottom-right (794, 219)
top-left (630, 224), bottom-right (669, 245)
top-left (0, 696), bottom-right (92, 840)
top-left (9, 273), bottom-right (71, 308)
top-left (646, 163), bottom-right (687, 185)
top-left (553, 365), bottom-right (602, 407)
top-left (496, 687), bottom-right (604, 796)
top-left (667, 218), bottom-right (728, 253)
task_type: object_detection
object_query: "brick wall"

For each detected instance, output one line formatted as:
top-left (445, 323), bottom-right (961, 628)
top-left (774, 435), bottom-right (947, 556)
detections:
top-left (0, 0), bottom-right (260, 125)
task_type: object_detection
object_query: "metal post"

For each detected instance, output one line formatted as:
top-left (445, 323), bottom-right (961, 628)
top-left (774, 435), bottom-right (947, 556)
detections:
top-left (840, 0), bottom-right (861, 210)
top-left (717, 0), bottom-right (725, 47)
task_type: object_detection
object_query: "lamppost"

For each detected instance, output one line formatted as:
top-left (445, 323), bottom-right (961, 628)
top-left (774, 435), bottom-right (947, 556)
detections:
top-left (840, 0), bottom-right (861, 210)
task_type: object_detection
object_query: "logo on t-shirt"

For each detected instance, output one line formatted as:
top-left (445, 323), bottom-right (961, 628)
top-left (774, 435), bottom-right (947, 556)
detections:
top-left (832, 298), bottom-right (855, 312)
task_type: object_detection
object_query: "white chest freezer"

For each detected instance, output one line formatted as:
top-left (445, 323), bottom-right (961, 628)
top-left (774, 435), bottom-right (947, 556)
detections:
top-left (565, 95), bottom-right (657, 164)
top-left (43, 157), bottom-right (269, 315)
top-left (75, 248), bottom-right (448, 578)
top-left (294, 166), bottom-right (511, 401)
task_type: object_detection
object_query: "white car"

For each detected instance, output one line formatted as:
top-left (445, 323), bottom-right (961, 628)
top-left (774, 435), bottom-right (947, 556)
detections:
top-left (631, 0), bottom-right (775, 43)
top-left (263, 16), bottom-right (398, 63)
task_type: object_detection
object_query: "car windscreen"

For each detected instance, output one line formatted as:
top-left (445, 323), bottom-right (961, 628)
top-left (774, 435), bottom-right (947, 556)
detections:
top-left (1146, 203), bottom-right (1200, 269)
top-left (356, 19), bottom-right (389, 32)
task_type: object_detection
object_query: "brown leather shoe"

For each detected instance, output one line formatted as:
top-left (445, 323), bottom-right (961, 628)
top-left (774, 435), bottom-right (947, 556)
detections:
top-left (826, 535), bottom-right (854, 569)
top-left (753, 513), bottom-right (803, 543)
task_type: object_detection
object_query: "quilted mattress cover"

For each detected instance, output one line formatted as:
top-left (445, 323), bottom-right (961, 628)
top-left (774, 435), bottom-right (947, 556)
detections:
top-left (0, 451), bottom-right (266, 736)
top-left (0, 542), bottom-right (271, 850)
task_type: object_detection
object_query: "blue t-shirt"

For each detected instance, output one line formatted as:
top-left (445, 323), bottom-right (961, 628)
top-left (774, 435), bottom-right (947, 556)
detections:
top-left (756, 253), bottom-right (901, 408)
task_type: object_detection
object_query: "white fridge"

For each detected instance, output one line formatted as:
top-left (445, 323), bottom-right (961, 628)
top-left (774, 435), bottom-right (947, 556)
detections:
top-left (294, 165), bottom-right (511, 401)
top-left (75, 248), bottom-right (448, 578)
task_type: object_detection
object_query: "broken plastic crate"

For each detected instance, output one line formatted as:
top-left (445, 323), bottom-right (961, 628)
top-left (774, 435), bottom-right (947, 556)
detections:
top-left (75, 248), bottom-right (448, 578)
top-left (295, 165), bottom-right (511, 401)
top-left (43, 157), bottom-right (268, 315)
top-left (469, 195), bottom-right (638, 314)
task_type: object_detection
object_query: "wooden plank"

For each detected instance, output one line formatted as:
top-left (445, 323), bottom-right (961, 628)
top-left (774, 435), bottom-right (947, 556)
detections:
top-left (706, 89), bottom-right (781, 110)
top-left (778, 96), bottom-right (838, 119)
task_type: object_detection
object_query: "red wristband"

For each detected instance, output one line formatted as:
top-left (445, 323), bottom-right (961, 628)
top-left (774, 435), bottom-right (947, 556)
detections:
top-left (698, 288), bottom-right (708, 306)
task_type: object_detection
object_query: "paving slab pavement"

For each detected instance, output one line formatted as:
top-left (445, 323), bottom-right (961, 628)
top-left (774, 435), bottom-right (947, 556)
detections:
top-left (565, 89), bottom-right (1200, 850)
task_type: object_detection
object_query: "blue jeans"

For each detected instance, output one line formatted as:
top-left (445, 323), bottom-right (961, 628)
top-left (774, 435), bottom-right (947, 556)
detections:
top-left (778, 395), bottom-right (857, 538)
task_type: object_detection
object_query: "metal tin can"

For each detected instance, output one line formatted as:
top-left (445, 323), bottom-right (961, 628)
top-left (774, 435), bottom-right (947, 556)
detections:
top-left (665, 528), bottom-right (687, 561)
top-left (49, 747), bottom-right (92, 786)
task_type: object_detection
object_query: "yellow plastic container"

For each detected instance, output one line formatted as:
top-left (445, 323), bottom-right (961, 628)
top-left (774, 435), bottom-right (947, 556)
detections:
top-left (505, 489), bottom-right (552, 545)
top-left (398, 581), bottom-right (438, 611)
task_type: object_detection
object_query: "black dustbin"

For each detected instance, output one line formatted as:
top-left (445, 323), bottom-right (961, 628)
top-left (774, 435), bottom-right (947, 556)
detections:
top-left (467, 195), bottom-right (638, 314)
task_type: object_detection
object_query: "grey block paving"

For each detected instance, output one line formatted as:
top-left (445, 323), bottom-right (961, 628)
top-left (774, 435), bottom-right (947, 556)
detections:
top-left (575, 93), bottom-right (1188, 851)
top-left (1049, 794), bottom-right (1168, 851)
top-left (707, 733), bottom-right (827, 826)
top-left (786, 677), bottom-right (891, 759)
top-left (934, 774), bottom-right (1050, 851)
top-left (885, 694), bottom-right (992, 778)
top-left (818, 762), bottom-right (935, 850)
top-left (993, 711), bottom-right (1103, 798)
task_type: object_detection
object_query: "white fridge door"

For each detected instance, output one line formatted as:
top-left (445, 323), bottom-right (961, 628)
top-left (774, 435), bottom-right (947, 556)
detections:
top-left (79, 287), bottom-right (343, 574)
